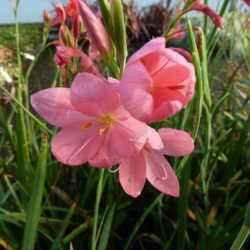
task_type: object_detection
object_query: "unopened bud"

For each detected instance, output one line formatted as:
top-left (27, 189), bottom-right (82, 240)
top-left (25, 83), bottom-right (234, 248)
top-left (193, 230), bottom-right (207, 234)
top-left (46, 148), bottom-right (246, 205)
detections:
top-left (191, 4), bottom-right (224, 29)
top-left (78, 0), bottom-right (112, 57)
top-left (111, 0), bottom-right (127, 61)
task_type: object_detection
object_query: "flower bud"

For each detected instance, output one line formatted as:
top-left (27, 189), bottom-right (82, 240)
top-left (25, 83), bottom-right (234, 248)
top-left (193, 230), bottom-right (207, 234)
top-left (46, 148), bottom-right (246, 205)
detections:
top-left (110, 0), bottom-right (127, 62)
top-left (50, 2), bottom-right (66, 27)
top-left (72, 15), bottom-right (82, 44)
top-left (43, 9), bottom-right (51, 23)
top-left (98, 0), bottom-right (115, 41)
top-left (78, 0), bottom-right (112, 57)
top-left (66, 0), bottom-right (79, 17)
top-left (190, 4), bottom-right (224, 29)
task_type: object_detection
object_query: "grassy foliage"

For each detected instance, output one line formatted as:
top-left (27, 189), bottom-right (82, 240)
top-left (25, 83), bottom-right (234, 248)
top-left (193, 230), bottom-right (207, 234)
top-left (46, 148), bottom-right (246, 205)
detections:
top-left (0, 1), bottom-right (249, 249)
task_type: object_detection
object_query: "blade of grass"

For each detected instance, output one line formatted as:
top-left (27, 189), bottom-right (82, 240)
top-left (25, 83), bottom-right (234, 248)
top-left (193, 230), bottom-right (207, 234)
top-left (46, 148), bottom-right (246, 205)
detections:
top-left (91, 168), bottom-right (105, 250)
top-left (22, 133), bottom-right (48, 250)
top-left (124, 193), bottom-right (164, 250)
top-left (3, 175), bottom-right (25, 214)
top-left (177, 157), bottom-right (192, 250)
top-left (51, 203), bottom-right (76, 250)
top-left (0, 84), bottom-right (52, 134)
top-left (63, 222), bottom-right (89, 244)
top-left (98, 203), bottom-right (116, 250)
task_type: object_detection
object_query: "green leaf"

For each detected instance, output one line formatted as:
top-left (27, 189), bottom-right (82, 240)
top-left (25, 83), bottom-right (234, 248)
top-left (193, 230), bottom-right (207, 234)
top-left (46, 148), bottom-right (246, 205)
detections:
top-left (98, 204), bottom-right (116, 250)
top-left (22, 133), bottom-right (48, 250)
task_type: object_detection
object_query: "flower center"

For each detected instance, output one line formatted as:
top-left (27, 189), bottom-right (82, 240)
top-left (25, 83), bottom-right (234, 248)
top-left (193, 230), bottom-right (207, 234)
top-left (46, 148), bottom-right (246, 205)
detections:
top-left (98, 113), bottom-right (115, 134)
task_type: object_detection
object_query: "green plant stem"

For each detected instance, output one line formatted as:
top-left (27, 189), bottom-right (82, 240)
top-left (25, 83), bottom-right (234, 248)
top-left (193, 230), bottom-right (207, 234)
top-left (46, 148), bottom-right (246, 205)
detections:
top-left (91, 168), bottom-right (105, 250)
top-left (163, 0), bottom-right (197, 38)
top-left (14, 3), bottom-right (30, 204)
top-left (177, 158), bottom-right (192, 250)
top-left (206, 0), bottom-right (230, 49)
top-left (204, 0), bottom-right (209, 35)
top-left (119, 56), bottom-right (126, 79)
top-left (230, 202), bottom-right (250, 250)
top-left (124, 193), bottom-right (164, 250)
top-left (0, 84), bottom-right (52, 134)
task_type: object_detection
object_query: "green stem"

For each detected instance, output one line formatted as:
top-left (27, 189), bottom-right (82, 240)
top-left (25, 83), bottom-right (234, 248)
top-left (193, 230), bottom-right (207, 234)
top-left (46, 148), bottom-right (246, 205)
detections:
top-left (0, 84), bottom-right (52, 134)
top-left (231, 202), bottom-right (250, 250)
top-left (177, 158), bottom-right (192, 250)
top-left (91, 168), bottom-right (105, 250)
top-left (230, 225), bottom-right (250, 250)
top-left (124, 193), bottom-right (164, 250)
top-left (119, 56), bottom-right (126, 79)
top-left (14, 2), bottom-right (30, 202)
top-left (204, 0), bottom-right (209, 35)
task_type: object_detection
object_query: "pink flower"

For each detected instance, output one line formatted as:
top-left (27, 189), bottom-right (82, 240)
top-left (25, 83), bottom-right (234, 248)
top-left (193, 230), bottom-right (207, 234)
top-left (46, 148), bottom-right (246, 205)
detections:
top-left (30, 73), bottom-right (147, 166)
top-left (119, 127), bottom-right (194, 198)
top-left (54, 46), bottom-right (84, 68)
top-left (3, 86), bottom-right (16, 104)
top-left (65, 0), bottom-right (79, 17)
top-left (119, 37), bottom-right (196, 123)
top-left (50, 3), bottom-right (66, 27)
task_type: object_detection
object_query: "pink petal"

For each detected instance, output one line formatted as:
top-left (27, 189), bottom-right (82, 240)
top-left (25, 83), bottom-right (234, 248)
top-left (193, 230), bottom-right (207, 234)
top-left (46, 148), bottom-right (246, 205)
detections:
top-left (121, 61), bottom-right (152, 90)
top-left (70, 73), bottom-right (120, 116)
top-left (30, 88), bottom-right (90, 127)
top-left (145, 151), bottom-right (179, 197)
top-left (119, 151), bottom-right (146, 198)
top-left (146, 126), bottom-right (163, 151)
top-left (152, 65), bottom-right (190, 88)
top-left (158, 128), bottom-right (194, 156)
top-left (141, 49), bottom-right (171, 76)
top-left (119, 85), bottom-right (153, 122)
top-left (106, 114), bottom-right (147, 159)
top-left (151, 100), bottom-right (184, 122)
top-left (127, 37), bottom-right (165, 64)
top-left (88, 132), bottom-right (122, 168)
top-left (52, 121), bottom-right (104, 166)
top-left (108, 77), bottom-right (121, 92)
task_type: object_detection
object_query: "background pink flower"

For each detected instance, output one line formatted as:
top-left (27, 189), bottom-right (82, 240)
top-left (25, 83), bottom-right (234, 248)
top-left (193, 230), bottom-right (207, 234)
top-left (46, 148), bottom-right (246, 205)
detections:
top-left (50, 2), bottom-right (66, 26)
top-left (65, 0), bottom-right (79, 17)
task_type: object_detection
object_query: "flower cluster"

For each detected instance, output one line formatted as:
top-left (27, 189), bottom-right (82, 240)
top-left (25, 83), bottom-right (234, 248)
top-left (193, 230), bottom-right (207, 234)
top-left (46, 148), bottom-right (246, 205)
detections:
top-left (31, 36), bottom-right (195, 198)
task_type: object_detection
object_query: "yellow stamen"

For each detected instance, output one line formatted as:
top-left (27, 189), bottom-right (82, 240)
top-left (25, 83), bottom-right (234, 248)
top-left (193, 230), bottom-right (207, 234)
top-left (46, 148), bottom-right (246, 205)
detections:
top-left (80, 122), bottom-right (93, 131)
top-left (99, 127), bottom-right (106, 135)
top-left (144, 145), bottom-right (151, 153)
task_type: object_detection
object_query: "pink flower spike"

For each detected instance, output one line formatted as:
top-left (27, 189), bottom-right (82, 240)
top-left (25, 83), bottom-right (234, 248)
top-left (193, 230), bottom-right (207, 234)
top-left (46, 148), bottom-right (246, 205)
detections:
top-left (31, 73), bottom-right (147, 166)
top-left (65, 0), bottom-right (79, 17)
top-left (120, 37), bottom-right (196, 123)
top-left (50, 3), bottom-right (66, 27)
top-left (78, 0), bottom-right (112, 57)
top-left (158, 128), bottom-right (194, 156)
